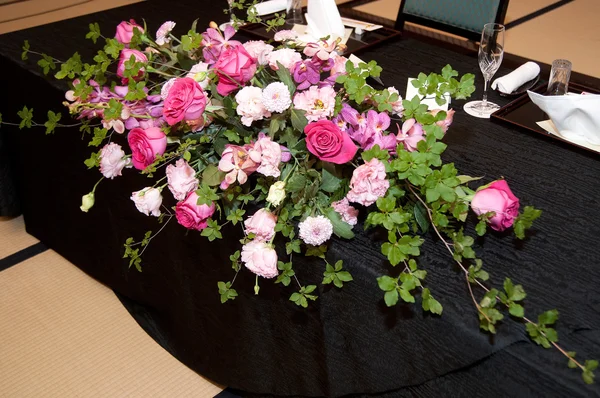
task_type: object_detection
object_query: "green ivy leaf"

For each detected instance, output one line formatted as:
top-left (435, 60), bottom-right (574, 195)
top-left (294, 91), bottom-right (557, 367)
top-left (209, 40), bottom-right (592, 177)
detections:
top-left (202, 165), bottom-right (224, 187)
top-left (17, 106), bottom-right (33, 129)
top-left (290, 108), bottom-right (308, 132)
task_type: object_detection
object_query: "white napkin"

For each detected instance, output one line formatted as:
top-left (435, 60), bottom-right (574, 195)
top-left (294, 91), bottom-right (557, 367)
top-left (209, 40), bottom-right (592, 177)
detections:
top-left (252, 0), bottom-right (287, 16)
top-left (491, 62), bottom-right (540, 94)
top-left (528, 90), bottom-right (600, 145)
top-left (305, 0), bottom-right (345, 41)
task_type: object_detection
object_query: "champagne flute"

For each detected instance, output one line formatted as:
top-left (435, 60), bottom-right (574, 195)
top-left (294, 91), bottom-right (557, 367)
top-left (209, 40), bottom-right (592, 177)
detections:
top-left (464, 23), bottom-right (505, 118)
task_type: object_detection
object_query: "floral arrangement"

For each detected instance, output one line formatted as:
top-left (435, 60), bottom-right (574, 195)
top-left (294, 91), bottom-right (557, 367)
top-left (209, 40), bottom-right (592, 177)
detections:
top-left (7, 12), bottom-right (597, 385)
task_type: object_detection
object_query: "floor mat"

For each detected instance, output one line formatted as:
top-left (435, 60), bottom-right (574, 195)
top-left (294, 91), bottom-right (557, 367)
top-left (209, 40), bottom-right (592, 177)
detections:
top-left (0, 216), bottom-right (38, 259)
top-left (0, 249), bottom-right (224, 397)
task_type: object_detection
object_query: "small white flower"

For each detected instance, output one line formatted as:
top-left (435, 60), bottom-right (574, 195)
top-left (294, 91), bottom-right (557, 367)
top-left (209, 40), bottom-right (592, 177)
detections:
top-left (261, 82), bottom-right (292, 113)
top-left (186, 62), bottom-right (210, 89)
top-left (299, 215), bottom-right (333, 246)
top-left (156, 21), bottom-right (176, 46)
top-left (131, 187), bottom-right (163, 217)
top-left (80, 192), bottom-right (95, 213)
top-left (266, 181), bottom-right (286, 207)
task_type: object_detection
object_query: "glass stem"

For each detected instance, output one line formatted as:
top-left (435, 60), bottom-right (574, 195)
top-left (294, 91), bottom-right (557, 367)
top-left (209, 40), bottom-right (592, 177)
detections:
top-left (482, 78), bottom-right (489, 108)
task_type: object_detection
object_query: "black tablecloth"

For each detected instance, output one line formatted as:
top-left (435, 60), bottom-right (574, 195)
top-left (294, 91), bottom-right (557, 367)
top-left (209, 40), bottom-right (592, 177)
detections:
top-left (1, 1), bottom-right (599, 397)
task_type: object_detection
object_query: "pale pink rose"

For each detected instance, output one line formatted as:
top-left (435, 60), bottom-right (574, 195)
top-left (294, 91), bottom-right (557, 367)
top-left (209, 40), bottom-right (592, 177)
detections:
top-left (235, 86), bottom-right (271, 127)
top-left (116, 49), bottom-right (147, 80)
top-left (432, 109), bottom-right (455, 133)
top-left (127, 127), bottom-right (167, 170)
top-left (267, 48), bottom-right (302, 71)
top-left (332, 198), bottom-right (359, 226)
top-left (241, 240), bottom-right (278, 279)
top-left (115, 19), bottom-right (144, 46)
top-left (131, 187), bottom-right (163, 217)
top-left (163, 77), bottom-right (207, 126)
top-left (346, 158), bottom-right (389, 206)
top-left (252, 133), bottom-right (282, 177)
top-left (298, 215), bottom-right (333, 246)
top-left (471, 180), bottom-right (520, 231)
top-left (396, 118), bottom-right (425, 152)
top-left (243, 41), bottom-right (274, 66)
top-left (293, 85), bottom-right (336, 122)
top-left (175, 192), bottom-right (215, 231)
top-left (166, 159), bottom-right (199, 201)
top-left (244, 208), bottom-right (277, 241)
top-left (218, 144), bottom-right (260, 189)
top-left (214, 45), bottom-right (257, 96)
top-left (304, 120), bottom-right (357, 164)
top-left (155, 21), bottom-right (175, 46)
top-left (99, 142), bottom-right (131, 179)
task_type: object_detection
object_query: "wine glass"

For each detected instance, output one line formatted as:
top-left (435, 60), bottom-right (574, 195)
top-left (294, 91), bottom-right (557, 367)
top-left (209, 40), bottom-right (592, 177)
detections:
top-left (464, 23), bottom-right (505, 118)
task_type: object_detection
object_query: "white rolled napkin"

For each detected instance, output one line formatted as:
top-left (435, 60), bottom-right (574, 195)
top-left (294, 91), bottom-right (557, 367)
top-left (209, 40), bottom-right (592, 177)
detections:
top-left (491, 62), bottom-right (540, 94)
top-left (528, 90), bottom-right (600, 146)
top-left (251, 0), bottom-right (287, 16)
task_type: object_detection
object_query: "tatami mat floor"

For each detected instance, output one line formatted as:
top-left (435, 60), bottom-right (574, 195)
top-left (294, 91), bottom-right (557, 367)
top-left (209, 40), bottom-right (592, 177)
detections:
top-left (0, 0), bottom-right (598, 397)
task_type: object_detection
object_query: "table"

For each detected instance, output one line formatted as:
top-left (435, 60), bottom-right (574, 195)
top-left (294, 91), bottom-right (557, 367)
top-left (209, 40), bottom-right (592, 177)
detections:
top-left (1, 1), bottom-right (599, 396)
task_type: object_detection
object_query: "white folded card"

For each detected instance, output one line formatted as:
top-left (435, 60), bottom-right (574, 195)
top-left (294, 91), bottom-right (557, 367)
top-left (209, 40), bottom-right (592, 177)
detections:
top-left (305, 0), bottom-right (346, 41)
top-left (251, 0), bottom-right (287, 16)
top-left (406, 78), bottom-right (450, 111)
top-left (491, 62), bottom-right (540, 94)
top-left (528, 90), bottom-right (600, 146)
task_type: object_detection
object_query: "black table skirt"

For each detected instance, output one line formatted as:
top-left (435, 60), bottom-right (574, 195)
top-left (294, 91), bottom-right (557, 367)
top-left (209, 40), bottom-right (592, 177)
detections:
top-left (1, 1), bottom-right (599, 396)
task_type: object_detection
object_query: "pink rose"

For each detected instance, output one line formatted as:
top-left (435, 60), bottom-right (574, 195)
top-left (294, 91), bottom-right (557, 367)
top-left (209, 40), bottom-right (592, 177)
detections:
top-left (241, 241), bottom-right (278, 279)
top-left (163, 78), bottom-right (207, 126)
top-left (127, 127), bottom-right (167, 170)
top-left (244, 208), bottom-right (277, 241)
top-left (214, 45), bottom-right (257, 96)
top-left (131, 187), bottom-right (163, 217)
top-left (116, 49), bottom-right (147, 80)
top-left (304, 120), bottom-right (357, 164)
top-left (432, 109), bottom-right (455, 133)
top-left (99, 142), bottom-right (131, 179)
top-left (471, 180), bottom-right (520, 231)
top-left (346, 158), bottom-right (389, 206)
top-left (166, 159), bottom-right (199, 201)
top-left (175, 192), bottom-right (216, 231)
top-left (115, 19), bottom-right (144, 46)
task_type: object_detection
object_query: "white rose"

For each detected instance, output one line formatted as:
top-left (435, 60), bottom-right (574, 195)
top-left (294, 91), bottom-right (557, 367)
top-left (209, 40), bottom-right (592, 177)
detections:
top-left (131, 187), bottom-right (163, 217)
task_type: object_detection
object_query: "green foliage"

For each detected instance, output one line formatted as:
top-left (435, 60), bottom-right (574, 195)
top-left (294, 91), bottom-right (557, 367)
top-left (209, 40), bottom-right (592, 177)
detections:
top-left (421, 288), bottom-right (443, 315)
top-left (181, 29), bottom-right (202, 51)
top-left (275, 62), bottom-right (296, 95)
top-left (526, 309), bottom-right (559, 348)
top-left (37, 54), bottom-right (56, 75)
top-left (479, 289), bottom-right (504, 333)
top-left (201, 219), bottom-right (222, 241)
top-left (196, 183), bottom-right (219, 205)
top-left (17, 106), bottom-right (33, 129)
top-left (21, 40), bottom-right (30, 61)
top-left (324, 207), bottom-right (354, 239)
top-left (275, 261), bottom-right (295, 286)
top-left (290, 285), bottom-right (318, 308)
top-left (467, 260), bottom-right (489, 284)
top-left (322, 260), bottom-right (353, 288)
top-left (89, 127), bottom-right (108, 146)
top-left (290, 108), bottom-right (308, 132)
top-left (84, 151), bottom-right (100, 169)
top-left (513, 206), bottom-right (543, 239)
top-left (44, 111), bottom-right (62, 134)
top-left (202, 165), bottom-right (224, 186)
top-left (218, 281), bottom-right (238, 303)
top-left (86, 22), bottom-right (102, 44)
top-left (226, 208), bottom-right (245, 225)
top-left (55, 52), bottom-right (82, 80)
top-left (410, 65), bottom-right (475, 105)
top-left (583, 360), bottom-right (598, 384)
top-left (230, 250), bottom-right (241, 272)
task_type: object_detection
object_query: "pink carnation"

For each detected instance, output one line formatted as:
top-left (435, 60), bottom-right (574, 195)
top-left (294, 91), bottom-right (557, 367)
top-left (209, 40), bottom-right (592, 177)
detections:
top-left (166, 159), bottom-right (199, 201)
top-left (243, 41), bottom-right (274, 65)
top-left (293, 85), bottom-right (336, 122)
top-left (346, 158), bottom-right (389, 206)
top-left (267, 48), bottom-right (302, 71)
top-left (244, 208), bottom-right (277, 241)
top-left (241, 241), bottom-right (278, 279)
top-left (252, 133), bottom-right (282, 177)
top-left (332, 198), bottom-right (359, 226)
top-left (99, 142), bottom-right (131, 179)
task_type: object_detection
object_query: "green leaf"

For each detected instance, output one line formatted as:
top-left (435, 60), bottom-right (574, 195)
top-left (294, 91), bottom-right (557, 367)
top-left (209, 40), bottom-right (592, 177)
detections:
top-left (290, 108), bottom-right (308, 132)
top-left (17, 106), bottom-right (33, 129)
top-left (324, 207), bottom-right (354, 239)
top-left (21, 40), bottom-right (30, 60)
top-left (567, 352), bottom-right (578, 369)
top-left (508, 302), bottom-right (524, 318)
top-left (321, 168), bottom-right (342, 193)
top-left (286, 173), bottom-right (306, 193)
top-left (44, 110), bottom-right (61, 134)
top-left (84, 151), bottom-right (100, 169)
top-left (86, 22), bottom-right (101, 44)
top-left (88, 127), bottom-right (107, 147)
top-left (414, 201), bottom-right (430, 233)
top-left (377, 275), bottom-right (397, 292)
top-left (384, 289), bottom-right (399, 307)
top-left (399, 288), bottom-right (415, 303)
top-left (583, 370), bottom-right (595, 385)
top-left (538, 309), bottom-right (559, 326)
top-left (275, 61), bottom-right (296, 95)
top-left (201, 165), bottom-right (224, 187)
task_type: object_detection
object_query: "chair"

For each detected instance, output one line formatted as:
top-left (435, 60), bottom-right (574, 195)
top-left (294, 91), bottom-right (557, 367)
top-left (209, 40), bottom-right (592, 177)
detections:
top-left (394, 0), bottom-right (510, 42)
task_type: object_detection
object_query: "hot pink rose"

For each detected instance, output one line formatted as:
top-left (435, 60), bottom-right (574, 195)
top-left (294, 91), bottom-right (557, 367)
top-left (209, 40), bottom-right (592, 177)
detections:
top-left (127, 127), bottom-right (167, 170)
top-left (304, 120), bottom-right (357, 164)
top-left (116, 49), bottom-right (148, 80)
top-left (175, 192), bottom-right (216, 231)
top-left (214, 45), bottom-right (257, 96)
top-left (346, 158), bottom-right (389, 206)
top-left (163, 78), bottom-right (207, 126)
top-left (244, 208), bottom-right (277, 241)
top-left (241, 240), bottom-right (278, 279)
top-left (166, 159), bottom-right (199, 201)
top-left (471, 180), bottom-right (520, 231)
top-left (115, 19), bottom-right (144, 46)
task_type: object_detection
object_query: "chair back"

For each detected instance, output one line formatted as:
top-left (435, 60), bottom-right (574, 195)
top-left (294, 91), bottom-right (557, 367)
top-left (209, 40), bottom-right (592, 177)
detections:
top-left (394, 0), bottom-right (509, 41)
